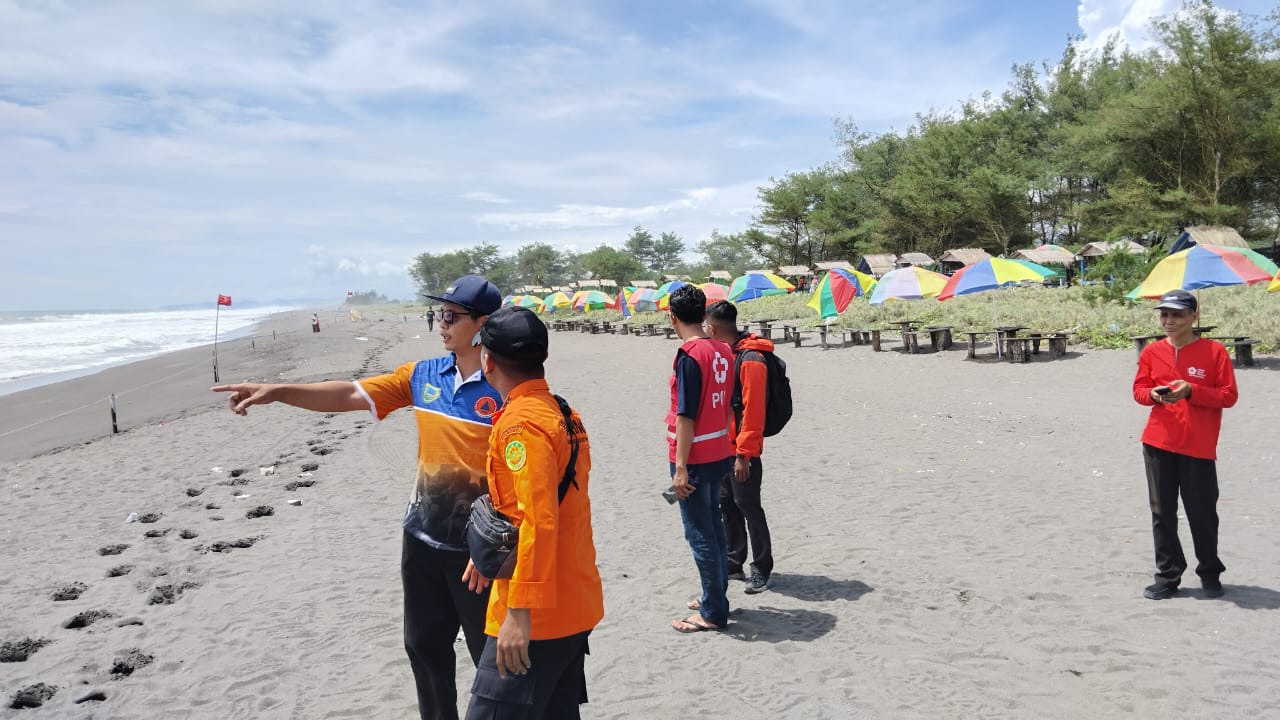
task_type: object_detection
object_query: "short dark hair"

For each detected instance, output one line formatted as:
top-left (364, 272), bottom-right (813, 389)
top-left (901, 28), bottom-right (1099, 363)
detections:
top-left (485, 348), bottom-right (546, 379)
top-left (669, 285), bottom-right (706, 324)
top-left (705, 300), bottom-right (737, 331)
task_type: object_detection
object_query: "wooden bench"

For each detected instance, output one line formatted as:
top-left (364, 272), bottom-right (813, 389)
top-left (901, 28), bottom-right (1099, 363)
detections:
top-left (925, 326), bottom-right (953, 352)
top-left (963, 330), bottom-right (998, 359)
top-left (1131, 334), bottom-right (1164, 359)
top-left (662, 326), bottom-right (677, 340)
top-left (1027, 331), bottom-right (1073, 359)
top-left (1005, 336), bottom-right (1035, 363)
top-left (1215, 338), bottom-right (1258, 367)
top-left (790, 329), bottom-right (818, 348)
top-left (900, 330), bottom-right (922, 354)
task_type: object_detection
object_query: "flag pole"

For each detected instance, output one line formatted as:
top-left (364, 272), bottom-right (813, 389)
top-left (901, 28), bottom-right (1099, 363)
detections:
top-left (213, 297), bottom-right (221, 383)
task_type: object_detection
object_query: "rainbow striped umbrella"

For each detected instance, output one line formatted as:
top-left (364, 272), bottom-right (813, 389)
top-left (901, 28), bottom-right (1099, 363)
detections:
top-left (807, 268), bottom-right (877, 319)
top-left (508, 294), bottom-right (545, 312)
top-left (542, 291), bottom-right (572, 312)
top-left (698, 282), bottom-right (729, 306)
top-left (938, 258), bottom-right (1049, 301)
top-left (1128, 245), bottom-right (1273, 299)
top-left (1008, 258), bottom-right (1062, 279)
top-left (628, 288), bottom-right (661, 312)
top-left (571, 290), bottom-right (612, 311)
top-left (1270, 270), bottom-right (1280, 293)
top-left (868, 266), bottom-right (949, 306)
top-left (728, 272), bottom-right (794, 302)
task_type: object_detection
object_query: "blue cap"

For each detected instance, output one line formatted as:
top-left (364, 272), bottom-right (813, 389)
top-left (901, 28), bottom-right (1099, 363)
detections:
top-left (424, 275), bottom-right (502, 315)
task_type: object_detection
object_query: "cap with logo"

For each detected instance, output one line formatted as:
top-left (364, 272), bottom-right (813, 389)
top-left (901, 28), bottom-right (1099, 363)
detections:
top-left (480, 306), bottom-right (549, 363)
top-left (1154, 289), bottom-right (1197, 312)
top-left (423, 275), bottom-right (502, 316)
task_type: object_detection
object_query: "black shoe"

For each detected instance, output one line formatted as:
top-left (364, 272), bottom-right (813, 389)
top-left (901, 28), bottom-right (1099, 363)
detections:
top-left (1143, 583), bottom-right (1179, 600)
top-left (1202, 578), bottom-right (1224, 599)
top-left (744, 573), bottom-right (771, 594)
top-left (727, 567), bottom-right (746, 581)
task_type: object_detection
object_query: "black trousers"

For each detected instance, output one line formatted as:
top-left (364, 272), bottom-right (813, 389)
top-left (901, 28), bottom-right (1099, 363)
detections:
top-left (1143, 444), bottom-right (1226, 587)
top-left (465, 630), bottom-right (590, 720)
top-left (402, 532), bottom-right (492, 720)
top-left (720, 456), bottom-right (773, 578)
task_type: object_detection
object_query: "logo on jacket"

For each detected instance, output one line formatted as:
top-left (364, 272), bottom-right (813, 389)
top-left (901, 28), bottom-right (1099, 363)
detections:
top-left (474, 396), bottom-right (498, 418)
top-left (504, 440), bottom-right (527, 471)
top-left (1187, 366), bottom-right (1206, 379)
top-left (421, 384), bottom-right (442, 404)
top-left (712, 353), bottom-right (729, 384)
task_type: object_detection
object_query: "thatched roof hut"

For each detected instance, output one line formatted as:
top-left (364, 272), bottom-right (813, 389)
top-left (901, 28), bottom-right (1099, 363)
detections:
top-left (939, 248), bottom-right (991, 274)
top-left (708, 270), bottom-right (732, 281)
top-left (630, 279), bottom-right (657, 288)
top-left (1170, 225), bottom-right (1248, 253)
top-left (1013, 244), bottom-right (1075, 266)
top-left (857, 254), bottom-right (897, 277)
top-left (777, 265), bottom-right (813, 276)
top-left (1077, 240), bottom-right (1145, 258)
top-left (815, 260), bottom-right (855, 271)
top-left (897, 252), bottom-right (935, 267)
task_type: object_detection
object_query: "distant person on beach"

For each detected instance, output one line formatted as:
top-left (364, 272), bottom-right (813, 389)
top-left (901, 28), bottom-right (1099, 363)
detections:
top-left (464, 306), bottom-right (603, 719)
top-left (427, 307), bottom-right (436, 332)
top-left (665, 285), bottom-right (735, 633)
top-left (311, 313), bottom-right (321, 333)
top-left (1132, 289), bottom-right (1238, 600)
top-left (213, 275), bottom-right (504, 720)
top-left (705, 301), bottom-right (775, 594)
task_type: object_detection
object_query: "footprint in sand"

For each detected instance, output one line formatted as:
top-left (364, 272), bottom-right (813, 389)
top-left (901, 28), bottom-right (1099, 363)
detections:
top-left (310, 446), bottom-right (333, 456)
top-left (284, 479), bottom-right (315, 491)
top-left (63, 610), bottom-right (113, 630)
top-left (105, 565), bottom-right (133, 578)
top-left (9, 683), bottom-right (56, 709)
top-left (185, 487), bottom-right (204, 497)
top-left (200, 536), bottom-right (263, 554)
top-left (148, 583), bottom-right (198, 605)
top-left (245, 505), bottom-right (274, 519)
top-left (0, 638), bottom-right (50, 663)
top-left (300, 462), bottom-right (319, 472)
top-left (97, 544), bottom-right (129, 556)
top-left (205, 503), bottom-right (221, 510)
top-left (143, 528), bottom-right (172, 539)
top-left (110, 649), bottom-right (154, 678)
top-left (138, 513), bottom-right (161, 524)
top-left (50, 582), bottom-right (87, 601)
top-left (179, 529), bottom-right (198, 539)
top-left (74, 690), bottom-right (108, 704)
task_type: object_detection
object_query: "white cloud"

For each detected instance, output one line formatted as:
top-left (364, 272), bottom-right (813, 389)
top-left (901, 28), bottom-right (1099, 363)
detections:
top-left (1076, 0), bottom-right (1178, 53)
top-left (474, 188), bottom-right (721, 230)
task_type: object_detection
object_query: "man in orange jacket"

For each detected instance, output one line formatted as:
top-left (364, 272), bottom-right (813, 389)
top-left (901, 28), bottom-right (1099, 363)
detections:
top-left (465, 306), bottom-right (604, 718)
top-left (1132, 289), bottom-right (1238, 600)
top-left (706, 301), bottom-right (774, 594)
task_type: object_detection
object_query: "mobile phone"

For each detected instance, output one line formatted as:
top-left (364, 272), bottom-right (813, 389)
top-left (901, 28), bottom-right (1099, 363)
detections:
top-left (661, 486), bottom-right (679, 504)
top-left (1153, 386), bottom-right (1172, 396)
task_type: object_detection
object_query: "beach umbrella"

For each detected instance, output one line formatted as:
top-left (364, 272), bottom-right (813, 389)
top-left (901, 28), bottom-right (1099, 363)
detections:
top-left (1008, 258), bottom-right (1062, 279)
top-left (698, 282), bottom-right (729, 306)
top-left (628, 288), bottom-right (661, 312)
top-left (1127, 245), bottom-right (1273, 299)
top-left (501, 295), bottom-right (515, 306)
top-left (806, 268), bottom-right (877, 319)
top-left (510, 294), bottom-right (545, 312)
top-left (868, 266), bottom-right (949, 306)
top-left (655, 280), bottom-right (689, 297)
top-left (1271, 270), bottom-right (1280, 293)
top-left (1229, 246), bottom-right (1279, 276)
top-left (937, 258), bottom-right (1048, 301)
top-left (542, 291), bottom-right (572, 313)
top-left (572, 290), bottom-right (612, 311)
top-left (728, 271), bottom-right (794, 302)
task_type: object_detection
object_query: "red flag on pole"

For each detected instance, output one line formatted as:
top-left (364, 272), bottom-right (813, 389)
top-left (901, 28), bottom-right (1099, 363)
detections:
top-left (217, 294), bottom-right (232, 307)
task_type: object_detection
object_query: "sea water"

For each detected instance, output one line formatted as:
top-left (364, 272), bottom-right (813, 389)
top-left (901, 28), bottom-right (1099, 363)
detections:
top-left (0, 306), bottom-right (296, 396)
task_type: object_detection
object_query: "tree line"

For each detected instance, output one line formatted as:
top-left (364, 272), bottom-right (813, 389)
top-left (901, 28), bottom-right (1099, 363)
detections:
top-left (409, 1), bottom-right (1279, 297)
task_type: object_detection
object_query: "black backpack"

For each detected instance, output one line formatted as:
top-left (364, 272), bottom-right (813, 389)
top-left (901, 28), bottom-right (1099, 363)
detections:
top-left (733, 348), bottom-right (793, 437)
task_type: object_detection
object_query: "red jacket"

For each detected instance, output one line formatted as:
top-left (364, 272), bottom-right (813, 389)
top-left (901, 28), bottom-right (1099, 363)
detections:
top-left (1132, 337), bottom-right (1238, 460)
top-left (666, 337), bottom-right (734, 464)
top-left (731, 333), bottom-right (772, 458)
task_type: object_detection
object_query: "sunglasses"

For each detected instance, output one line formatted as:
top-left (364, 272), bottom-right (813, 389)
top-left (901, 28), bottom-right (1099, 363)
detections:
top-left (439, 308), bottom-right (476, 325)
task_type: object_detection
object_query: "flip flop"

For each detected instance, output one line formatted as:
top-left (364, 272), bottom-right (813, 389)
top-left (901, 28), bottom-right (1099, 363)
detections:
top-left (686, 599), bottom-right (701, 610)
top-left (672, 615), bottom-right (720, 633)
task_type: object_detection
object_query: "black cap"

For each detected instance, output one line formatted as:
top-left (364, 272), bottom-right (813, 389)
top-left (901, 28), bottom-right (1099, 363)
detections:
top-left (480, 306), bottom-right (549, 362)
top-left (423, 275), bottom-right (502, 315)
top-left (1155, 289), bottom-right (1197, 312)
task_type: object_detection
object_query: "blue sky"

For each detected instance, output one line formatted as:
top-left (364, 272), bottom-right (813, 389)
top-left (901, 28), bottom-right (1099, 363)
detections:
top-left (0, 0), bottom-right (1273, 309)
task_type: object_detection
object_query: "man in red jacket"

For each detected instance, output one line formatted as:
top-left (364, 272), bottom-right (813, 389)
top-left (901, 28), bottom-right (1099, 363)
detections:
top-left (1132, 289), bottom-right (1238, 600)
top-left (705, 300), bottom-right (774, 594)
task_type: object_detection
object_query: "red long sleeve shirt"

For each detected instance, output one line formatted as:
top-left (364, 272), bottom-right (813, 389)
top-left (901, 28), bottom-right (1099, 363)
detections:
top-left (1132, 337), bottom-right (1238, 460)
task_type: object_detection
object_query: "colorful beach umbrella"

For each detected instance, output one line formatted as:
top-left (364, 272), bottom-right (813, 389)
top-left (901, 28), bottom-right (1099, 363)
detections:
top-left (937, 258), bottom-right (1048, 301)
top-left (571, 290), bottom-right (612, 311)
top-left (1008, 258), bottom-right (1062, 279)
top-left (509, 294), bottom-right (545, 312)
top-left (543, 291), bottom-right (572, 312)
top-left (698, 282), bottom-right (729, 306)
top-left (655, 280), bottom-right (689, 297)
top-left (807, 268), bottom-right (877, 319)
top-left (868, 266), bottom-right (949, 306)
top-left (1271, 270), bottom-right (1280, 293)
top-left (628, 288), bottom-right (661, 312)
top-left (1127, 245), bottom-right (1273, 299)
top-left (728, 272), bottom-right (794, 302)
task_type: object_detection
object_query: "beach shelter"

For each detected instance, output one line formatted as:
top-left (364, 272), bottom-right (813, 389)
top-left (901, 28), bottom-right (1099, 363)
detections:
top-left (1169, 225), bottom-right (1248, 254)
top-left (542, 291), bottom-right (572, 313)
top-left (629, 288), bottom-right (661, 312)
top-left (728, 271), bottom-right (794, 302)
top-left (571, 290), bottom-right (612, 311)
top-left (857, 254), bottom-right (897, 278)
top-left (1127, 245), bottom-right (1274, 299)
top-left (868, 266), bottom-right (949, 305)
top-left (1012, 244), bottom-right (1075, 266)
top-left (509, 294), bottom-right (546, 312)
top-left (698, 282), bottom-right (729, 305)
top-left (897, 252), bottom-right (936, 268)
top-left (938, 248), bottom-right (992, 275)
top-left (616, 289), bottom-right (632, 318)
top-left (807, 268), bottom-right (877, 319)
top-left (938, 258), bottom-right (1047, 301)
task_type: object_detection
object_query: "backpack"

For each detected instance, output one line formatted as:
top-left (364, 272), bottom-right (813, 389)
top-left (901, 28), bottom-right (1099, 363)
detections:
top-left (733, 348), bottom-right (793, 437)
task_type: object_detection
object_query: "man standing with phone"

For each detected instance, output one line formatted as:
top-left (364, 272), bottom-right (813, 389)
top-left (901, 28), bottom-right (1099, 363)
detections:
top-left (1132, 289), bottom-right (1238, 600)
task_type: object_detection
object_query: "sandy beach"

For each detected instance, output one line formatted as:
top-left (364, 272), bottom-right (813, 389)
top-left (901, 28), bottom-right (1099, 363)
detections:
top-left (1, 311), bottom-right (1278, 719)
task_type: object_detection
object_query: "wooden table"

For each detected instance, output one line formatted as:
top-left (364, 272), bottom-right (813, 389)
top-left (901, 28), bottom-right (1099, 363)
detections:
top-left (1130, 334), bottom-right (1164, 359)
top-left (754, 319), bottom-right (779, 341)
top-left (993, 326), bottom-right (1028, 357)
top-left (925, 325), bottom-right (954, 351)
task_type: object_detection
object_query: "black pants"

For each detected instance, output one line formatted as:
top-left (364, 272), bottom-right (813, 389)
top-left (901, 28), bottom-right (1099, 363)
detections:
top-left (465, 631), bottom-right (590, 720)
top-left (402, 533), bottom-right (491, 720)
top-left (720, 456), bottom-right (773, 578)
top-left (1143, 444), bottom-right (1226, 587)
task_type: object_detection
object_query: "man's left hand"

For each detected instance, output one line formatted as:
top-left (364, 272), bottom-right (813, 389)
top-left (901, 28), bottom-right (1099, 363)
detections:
top-left (734, 456), bottom-right (749, 482)
top-left (496, 608), bottom-right (532, 678)
top-left (1166, 379), bottom-right (1192, 401)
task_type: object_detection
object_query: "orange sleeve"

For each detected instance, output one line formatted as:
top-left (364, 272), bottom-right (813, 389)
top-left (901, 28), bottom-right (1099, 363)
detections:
top-left (356, 362), bottom-right (416, 419)
top-left (504, 414), bottom-right (561, 609)
top-left (735, 357), bottom-right (768, 457)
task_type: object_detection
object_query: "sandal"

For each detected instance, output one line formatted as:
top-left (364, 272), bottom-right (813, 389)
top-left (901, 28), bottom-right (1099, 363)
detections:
top-left (686, 599), bottom-right (701, 610)
top-left (672, 615), bottom-right (720, 633)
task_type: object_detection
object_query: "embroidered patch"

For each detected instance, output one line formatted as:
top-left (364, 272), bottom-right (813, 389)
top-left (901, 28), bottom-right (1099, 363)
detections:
top-left (500, 424), bottom-right (524, 441)
top-left (474, 396), bottom-right (499, 418)
top-left (421, 384), bottom-right (441, 404)
top-left (504, 440), bottom-right (527, 471)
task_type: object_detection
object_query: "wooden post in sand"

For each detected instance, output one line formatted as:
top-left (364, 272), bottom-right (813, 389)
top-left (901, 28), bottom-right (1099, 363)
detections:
top-left (110, 394), bottom-right (119, 434)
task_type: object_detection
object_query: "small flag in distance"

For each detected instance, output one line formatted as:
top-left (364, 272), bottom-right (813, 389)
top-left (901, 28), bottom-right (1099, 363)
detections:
top-left (217, 294), bottom-right (232, 307)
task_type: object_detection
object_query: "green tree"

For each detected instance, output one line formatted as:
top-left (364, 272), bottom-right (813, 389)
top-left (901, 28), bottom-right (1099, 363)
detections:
top-left (624, 226), bottom-right (657, 270)
top-left (578, 245), bottom-right (647, 287)
top-left (695, 230), bottom-right (762, 277)
top-left (652, 231), bottom-right (686, 273)
top-left (514, 242), bottom-right (568, 287)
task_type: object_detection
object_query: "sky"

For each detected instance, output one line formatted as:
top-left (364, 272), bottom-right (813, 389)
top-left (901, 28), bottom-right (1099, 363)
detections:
top-left (1, 0), bottom-right (1274, 310)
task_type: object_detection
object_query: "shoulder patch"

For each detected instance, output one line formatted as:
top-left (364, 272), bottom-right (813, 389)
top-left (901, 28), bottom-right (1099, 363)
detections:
top-left (420, 383), bottom-right (441, 404)
top-left (504, 440), bottom-right (527, 471)
top-left (500, 424), bottom-right (524, 441)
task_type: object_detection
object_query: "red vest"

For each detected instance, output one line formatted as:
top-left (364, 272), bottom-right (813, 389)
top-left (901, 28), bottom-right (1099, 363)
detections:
top-left (666, 337), bottom-right (734, 464)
